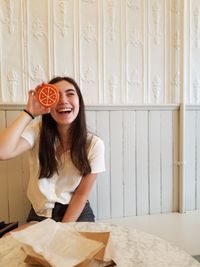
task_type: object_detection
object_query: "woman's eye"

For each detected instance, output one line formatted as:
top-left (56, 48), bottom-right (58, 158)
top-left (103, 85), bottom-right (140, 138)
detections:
top-left (67, 93), bottom-right (75, 97)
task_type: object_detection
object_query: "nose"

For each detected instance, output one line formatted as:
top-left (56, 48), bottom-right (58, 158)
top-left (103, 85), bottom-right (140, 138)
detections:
top-left (58, 93), bottom-right (68, 104)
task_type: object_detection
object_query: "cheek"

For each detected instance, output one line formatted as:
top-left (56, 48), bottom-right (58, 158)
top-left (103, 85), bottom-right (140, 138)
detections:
top-left (74, 98), bottom-right (80, 108)
top-left (75, 102), bottom-right (80, 114)
top-left (50, 109), bottom-right (57, 119)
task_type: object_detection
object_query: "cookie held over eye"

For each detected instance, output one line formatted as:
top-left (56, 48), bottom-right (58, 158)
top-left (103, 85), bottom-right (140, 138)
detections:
top-left (37, 84), bottom-right (59, 107)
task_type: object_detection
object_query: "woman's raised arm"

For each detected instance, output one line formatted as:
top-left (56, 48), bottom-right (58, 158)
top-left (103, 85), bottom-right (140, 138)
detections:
top-left (0, 87), bottom-right (50, 160)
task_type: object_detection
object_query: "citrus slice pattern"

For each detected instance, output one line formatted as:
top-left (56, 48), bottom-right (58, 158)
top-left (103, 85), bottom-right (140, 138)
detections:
top-left (37, 84), bottom-right (59, 107)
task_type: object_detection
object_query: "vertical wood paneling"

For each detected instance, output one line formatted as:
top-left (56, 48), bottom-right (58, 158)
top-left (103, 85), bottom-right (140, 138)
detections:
top-left (136, 111), bottom-right (149, 215)
top-left (86, 111), bottom-right (96, 133)
top-left (21, 151), bottom-right (31, 219)
top-left (197, 111), bottom-right (200, 209)
top-left (123, 111), bottom-right (136, 216)
top-left (96, 111), bottom-right (111, 219)
top-left (86, 111), bottom-right (97, 216)
top-left (0, 106), bottom-right (182, 222)
top-left (6, 111), bottom-right (30, 224)
top-left (173, 110), bottom-right (179, 211)
top-left (0, 111), bottom-right (9, 221)
top-left (161, 111), bottom-right (173, 212)
top-left (110, 111), bottom-right (123, 218)
top-left (149, 111), bottom-right (161, 214)
top-left (185, 111), bottom-right (196, 210)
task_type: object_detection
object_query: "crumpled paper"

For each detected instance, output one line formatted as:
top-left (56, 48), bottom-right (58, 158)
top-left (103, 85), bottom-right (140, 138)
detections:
top-left (11, 219), bottom-right (112, 267)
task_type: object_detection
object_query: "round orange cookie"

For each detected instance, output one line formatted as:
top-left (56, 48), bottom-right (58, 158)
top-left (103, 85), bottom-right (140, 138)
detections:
top-left (37, 84), bottom-right (59, 107)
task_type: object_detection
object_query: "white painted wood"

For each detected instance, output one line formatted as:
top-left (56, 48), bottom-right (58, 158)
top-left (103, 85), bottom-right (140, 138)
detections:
top-left (161, 111), bottom-right (173, 212)
top-left (96, 111), bottom-right (111, 219)
top-left (0, 104), bottom-right (180, 111)
top-left (123, 111), bottom-right (136, 216)
top-left (172, 110), bottom-right (179, 212)
top-left (0, 105), bottom-right (187, 223)
top-left (0, 111), bottom-right (9, 222)
top-left (5, 111), bottom-right (30, 224)
top-left (85, 111), bottom-right (97, 216)
top-left (149, 111), bottom-right (161, 214)
top-left (21, 151), bottom-right (31, 219)
top-left (110, 111), bottom-right (124, 218)
top-left (197, 111), bottom-right (200, 209)
top-left (86, 110), bottom-right (96, 133)
top-left (185, 111), bottom-right (196, 211)
top-left (136, 111), bottom-right (149, 215)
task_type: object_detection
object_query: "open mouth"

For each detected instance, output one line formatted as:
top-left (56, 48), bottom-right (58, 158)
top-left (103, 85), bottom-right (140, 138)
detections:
top-left (57, 108), bottom-right (72, 114)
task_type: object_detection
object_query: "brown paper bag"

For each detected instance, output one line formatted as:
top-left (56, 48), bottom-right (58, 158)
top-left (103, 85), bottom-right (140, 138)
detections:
top-left (22, 232), bottom-right (110, 267)
top-left (23, 245), bottom-right (52, 267)
top-left (80, 232), bottom-right (110, 261)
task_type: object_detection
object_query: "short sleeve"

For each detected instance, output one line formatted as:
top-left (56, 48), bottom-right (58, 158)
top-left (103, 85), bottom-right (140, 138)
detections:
top-left (21, 120), bottom-right (40, 147)
top-left (88, 135), bottom-right (106, 174)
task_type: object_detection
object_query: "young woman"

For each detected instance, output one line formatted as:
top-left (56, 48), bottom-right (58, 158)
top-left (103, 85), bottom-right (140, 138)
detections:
top-left (0, 76), bottom-right (105, 223)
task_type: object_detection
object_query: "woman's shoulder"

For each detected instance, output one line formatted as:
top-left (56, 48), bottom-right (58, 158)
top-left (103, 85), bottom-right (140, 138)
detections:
top-left (21, 118), bottom-right (41, 146)
top-left (87, 132), bottom-right (103, 142)
top-left (26, 118), bottom-right (41, 133)
top-left (87, 132), bottom-right (104, 150)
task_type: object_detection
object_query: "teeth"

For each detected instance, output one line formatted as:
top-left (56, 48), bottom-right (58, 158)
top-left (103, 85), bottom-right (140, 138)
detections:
top-left (58, 108), bottom-right (72, 112)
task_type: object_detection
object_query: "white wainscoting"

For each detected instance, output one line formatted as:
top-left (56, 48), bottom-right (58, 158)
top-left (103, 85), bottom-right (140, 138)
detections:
top-left (185, 107), bottom-right (200, 211)
top-left (2, 104), bottom-right (199, 224)
top-left (86, 105), bottom-right (179, 220)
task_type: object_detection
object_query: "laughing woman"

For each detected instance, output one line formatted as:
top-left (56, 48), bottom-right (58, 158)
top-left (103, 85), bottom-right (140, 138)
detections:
top-left (0, 76), bottom-right (105, 223)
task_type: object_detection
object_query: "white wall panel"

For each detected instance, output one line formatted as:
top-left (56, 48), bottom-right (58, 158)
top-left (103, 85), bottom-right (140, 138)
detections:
top-left (160, 111), bottom-right (173, 212)
top-left (104, 1), bottom-right (123, 104)
top-left (96, 111), bottom-right (111, 219)
top-left (189, 0), bottom-right (200, 104)
top-left (172, 110), bottom-right (179, 211)
top-left (85, 111), bottom-right (98, 216)
top-left (123, 111), bottom-right (136, 216)
top-left (185, 109), bottom-right (200, 211)
top-left (1, 1), bottom-right (24, 103)
top-left (149, 111), bottom-right (161, 214)
top-left (185, 111), bottom-right (196, 210)
top-left (148, 0), bottom-right (165, 104)
top-left (53, 0), bottom-right (75, 77)
top-left (0, 1), bottom-right (199, 105)
top-left (0, 111), bottom-right (8, 221)
top-left (126, 0), bottom-right (144, 103)
top-left (110, 111), bottom-right (124, 217)
top-left (27, 0), bottom-right (51, 87)
top-left (79, 0), bottom-right (99, 103)
top-left (197, 111), bottom-right (200, 209)
top-left (136, 111), bottom-right (149, 215)
top-left (0, 104), bottom-right (193, 222)
top-left (5, 111), bottom-right (30, 224)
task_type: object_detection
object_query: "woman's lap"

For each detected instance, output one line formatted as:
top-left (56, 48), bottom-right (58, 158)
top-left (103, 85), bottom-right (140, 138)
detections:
top-left (27, 201), bottom-right (95, 222)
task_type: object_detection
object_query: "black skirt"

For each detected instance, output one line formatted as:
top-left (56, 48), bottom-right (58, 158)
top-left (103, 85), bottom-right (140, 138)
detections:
top-left (27, 200), bottom-right (95, 222)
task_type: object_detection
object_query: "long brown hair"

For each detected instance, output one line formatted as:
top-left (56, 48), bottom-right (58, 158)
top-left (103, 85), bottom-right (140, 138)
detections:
top-left (38, 76), bottom-right (91, 178)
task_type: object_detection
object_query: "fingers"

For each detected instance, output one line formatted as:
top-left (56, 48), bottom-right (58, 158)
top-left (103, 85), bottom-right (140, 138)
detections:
top-left (41, 108), bottom-right (51, 115)
top-left (28, 89), bottom-right (35, 96)
top-left (28, 82), bottom-right (46, 96)
top-left (35, 82), bottom-right (46, 90)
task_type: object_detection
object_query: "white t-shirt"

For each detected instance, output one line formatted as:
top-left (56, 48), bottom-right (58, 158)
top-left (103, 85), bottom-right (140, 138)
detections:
top-left (21, 120), bottom-right (105, 217)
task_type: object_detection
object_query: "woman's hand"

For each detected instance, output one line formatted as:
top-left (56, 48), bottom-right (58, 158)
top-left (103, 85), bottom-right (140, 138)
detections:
top-left (25, 83), bottom-right (51, 117)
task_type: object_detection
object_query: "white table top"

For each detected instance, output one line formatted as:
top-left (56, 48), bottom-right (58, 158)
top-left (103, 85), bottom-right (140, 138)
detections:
top-left (0, 221), bottom-right (199, 267)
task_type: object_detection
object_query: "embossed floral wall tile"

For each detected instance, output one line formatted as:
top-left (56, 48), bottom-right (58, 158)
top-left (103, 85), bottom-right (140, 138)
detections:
top-left (0, 0), bottom-right (199, 104)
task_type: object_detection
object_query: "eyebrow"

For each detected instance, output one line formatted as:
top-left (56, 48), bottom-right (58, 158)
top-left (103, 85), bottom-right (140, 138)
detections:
top-left (65, 88), bottom-right (76, 93)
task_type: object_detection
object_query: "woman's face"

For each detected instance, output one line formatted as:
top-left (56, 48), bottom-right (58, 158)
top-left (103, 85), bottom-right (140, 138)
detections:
top-left (50, 80), bottom-right (80, 128)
